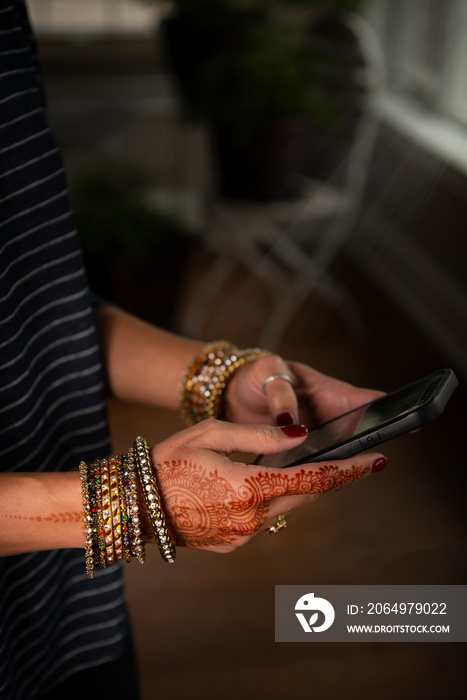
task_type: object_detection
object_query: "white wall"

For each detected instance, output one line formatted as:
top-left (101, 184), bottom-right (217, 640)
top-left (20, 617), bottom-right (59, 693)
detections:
top-left (26, 0), bottom-right (167, 37)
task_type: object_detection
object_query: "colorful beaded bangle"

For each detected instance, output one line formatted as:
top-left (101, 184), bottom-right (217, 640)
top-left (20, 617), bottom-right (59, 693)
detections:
top-left (92, 460), bottom-right (106, 569)
top-left (86, 462), bottom-right (105, 570)
top-left (180, 340), bottom-right (270, 425)
top-left (133, 437), bottom-right (176, 564)
top-left (117, 457), bottom-right (132, 564)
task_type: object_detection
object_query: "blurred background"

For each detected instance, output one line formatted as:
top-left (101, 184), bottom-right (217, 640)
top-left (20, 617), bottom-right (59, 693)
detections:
top-left (26, 0), bottom-right (466, 698)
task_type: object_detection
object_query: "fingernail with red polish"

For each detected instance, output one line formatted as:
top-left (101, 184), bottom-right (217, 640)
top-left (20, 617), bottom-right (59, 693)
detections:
top-left (281, 424), bottom-right (308, 438)
top-left (277, 412), bottom-right (296, 426)
top-left (371, 457), bottom-right (388, 473)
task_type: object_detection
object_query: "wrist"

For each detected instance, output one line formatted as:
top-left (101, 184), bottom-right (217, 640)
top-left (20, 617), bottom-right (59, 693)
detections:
top-left (179, 340), bottom-right (270, 425)
top-left (0, 471), bottom-right (84, 556)
top-left (78, 437), bottom-right (176, 578)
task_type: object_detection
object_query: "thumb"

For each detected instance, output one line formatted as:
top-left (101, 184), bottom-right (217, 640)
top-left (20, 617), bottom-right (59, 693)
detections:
top-left (190, 420), bottom-right (309, 456)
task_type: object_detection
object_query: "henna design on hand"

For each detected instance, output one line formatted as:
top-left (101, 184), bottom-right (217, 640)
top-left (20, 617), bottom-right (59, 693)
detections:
top-left (245, 463), bottom-right (371, 498)
top-left (154, 460), bottom-right (370, 550)
top-left (154, 460), bottom-right (271, 548)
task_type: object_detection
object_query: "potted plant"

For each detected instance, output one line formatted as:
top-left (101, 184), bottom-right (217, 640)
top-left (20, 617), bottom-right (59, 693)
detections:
top-left (159, 0), bottom-right (368, 199)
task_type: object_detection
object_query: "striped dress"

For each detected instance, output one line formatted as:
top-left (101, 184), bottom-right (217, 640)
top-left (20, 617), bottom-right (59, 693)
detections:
top-left (0, 2), bottom-right (128, 698)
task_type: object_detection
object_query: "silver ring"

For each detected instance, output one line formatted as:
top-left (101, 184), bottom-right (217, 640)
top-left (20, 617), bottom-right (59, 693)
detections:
top-left (262, 374), bottom-right (293, 395)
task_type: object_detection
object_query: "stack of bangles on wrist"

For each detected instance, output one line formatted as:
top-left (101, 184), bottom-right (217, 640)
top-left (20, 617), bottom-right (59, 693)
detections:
top-left (80, 340), bottom-right (271, 578)
top-left (79, 438), bottom-right (175, 579)
top-left (179, 340), bottom-right (270, 424)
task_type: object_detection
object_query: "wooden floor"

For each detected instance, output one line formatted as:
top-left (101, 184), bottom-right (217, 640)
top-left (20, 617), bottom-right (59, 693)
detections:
top-left (108, 252), bottom-right (467, 700)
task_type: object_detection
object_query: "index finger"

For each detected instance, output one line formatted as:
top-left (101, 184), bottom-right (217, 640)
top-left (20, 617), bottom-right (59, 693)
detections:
top-left (249, 452), bottom-right (388, 498)
top-left (260, 356), bottom-right (299, 425)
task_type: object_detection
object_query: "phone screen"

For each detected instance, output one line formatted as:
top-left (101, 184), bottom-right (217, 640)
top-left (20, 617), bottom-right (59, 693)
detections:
top-left (258, 371), bottom-right (454, 469)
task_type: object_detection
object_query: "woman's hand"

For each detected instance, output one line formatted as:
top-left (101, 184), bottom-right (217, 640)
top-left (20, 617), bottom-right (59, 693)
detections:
top-left (146, 420), bottom-right (386, 553)
top-left (224, 355), bottom-right (383, 427)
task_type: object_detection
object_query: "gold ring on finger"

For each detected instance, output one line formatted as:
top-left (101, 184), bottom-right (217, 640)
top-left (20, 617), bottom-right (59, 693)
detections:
top-left (266, 514), bottom-right (287, 535)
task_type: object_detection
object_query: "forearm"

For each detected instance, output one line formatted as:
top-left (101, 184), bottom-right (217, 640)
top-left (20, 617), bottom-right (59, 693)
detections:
top-left (94, 305), bottom-right (204, 410)
top-left (0, 471), bottom-right (83, 556)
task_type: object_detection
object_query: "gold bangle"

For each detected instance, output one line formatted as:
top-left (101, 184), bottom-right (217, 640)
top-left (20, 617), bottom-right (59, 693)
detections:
top-left (179, 340), bottom-right (234, 424)
top-left (100, 458), bottom-right (115, 566)
top-left (180, 340), bottom-right (270, 424)
top-left (133, 437), bottom-right (176, 564)
top-left (124, 451), bottom-right (146, 564)
top-left (109, 456), bottom-right (123, 562)
top-left (79, 461), bottom-right (96, 579)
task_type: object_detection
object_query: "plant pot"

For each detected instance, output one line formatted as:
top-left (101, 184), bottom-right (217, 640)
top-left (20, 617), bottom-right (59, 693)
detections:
top-left (212, 116), bottom-right (312, 201)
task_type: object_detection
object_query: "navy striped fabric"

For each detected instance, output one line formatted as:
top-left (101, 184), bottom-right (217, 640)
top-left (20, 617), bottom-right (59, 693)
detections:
top-left (0, 3), bottom-right (127, 698)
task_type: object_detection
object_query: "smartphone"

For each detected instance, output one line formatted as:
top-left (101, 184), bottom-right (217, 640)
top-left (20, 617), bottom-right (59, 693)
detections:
top-left (257, 368), bottom-right (458, 469)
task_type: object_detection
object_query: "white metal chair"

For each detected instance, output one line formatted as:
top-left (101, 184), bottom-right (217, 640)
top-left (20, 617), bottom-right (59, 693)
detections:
top-left (179, 11), bottom-right (384, 350)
